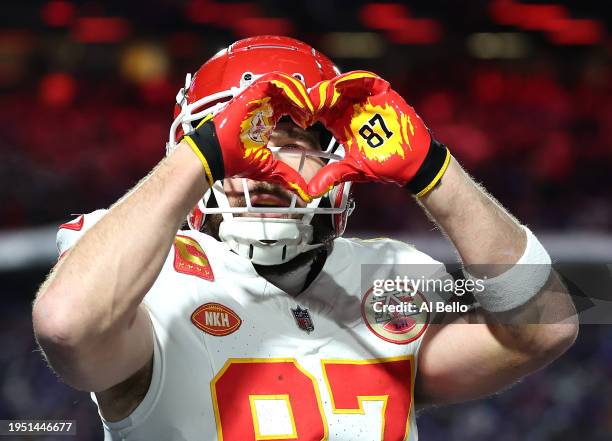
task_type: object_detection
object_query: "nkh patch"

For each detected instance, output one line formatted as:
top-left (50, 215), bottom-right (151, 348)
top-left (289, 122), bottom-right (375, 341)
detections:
top-left (291, 306), bottom-right (314, 334)
top-left (191, 303), bottom-right (241, 336)
top-left (173, 235), bottom-right (214, 281)
top-left (59, 215), bottom-right (84, 231)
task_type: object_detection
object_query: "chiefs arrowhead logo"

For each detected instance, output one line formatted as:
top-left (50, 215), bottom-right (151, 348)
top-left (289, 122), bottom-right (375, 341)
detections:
top-left (191, 303), bottom-right (241, 337)
top-left (248, 111), bottom-right (270, 143)
top-left (59, 215), bottom-right (84, 231)
top-left (361, 286), bottom-right (428, 345)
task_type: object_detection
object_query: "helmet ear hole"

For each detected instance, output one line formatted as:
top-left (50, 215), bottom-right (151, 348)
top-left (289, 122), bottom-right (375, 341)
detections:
top-left (240, 72), bottom-right (255, 88)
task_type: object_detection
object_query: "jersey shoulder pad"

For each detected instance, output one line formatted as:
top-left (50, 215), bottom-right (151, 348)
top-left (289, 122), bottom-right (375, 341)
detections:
top-left (342, 236), bottom-right (441, 265)
top-left (170, 231), bottom-right (216, 282)
top-left (56, 209), bottom-right (108, 255)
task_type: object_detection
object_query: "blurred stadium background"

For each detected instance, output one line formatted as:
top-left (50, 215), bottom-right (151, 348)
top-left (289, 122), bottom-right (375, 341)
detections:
top-left (1, 0), bottom-right (611, 439)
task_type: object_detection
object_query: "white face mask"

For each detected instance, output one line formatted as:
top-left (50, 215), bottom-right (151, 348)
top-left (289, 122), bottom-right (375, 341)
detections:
top-left (167, 73), bottom-right (353, 266)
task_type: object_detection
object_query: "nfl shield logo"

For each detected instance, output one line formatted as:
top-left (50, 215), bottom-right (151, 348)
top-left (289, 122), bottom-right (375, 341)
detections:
top-left (291, 306), bottom-right (314, 334)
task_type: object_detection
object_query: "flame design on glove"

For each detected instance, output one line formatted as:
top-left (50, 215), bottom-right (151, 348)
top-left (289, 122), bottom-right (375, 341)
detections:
top-left (306, 70), bottom-right (449, 198)
top-left (345, 101), bottom-right (407, 163)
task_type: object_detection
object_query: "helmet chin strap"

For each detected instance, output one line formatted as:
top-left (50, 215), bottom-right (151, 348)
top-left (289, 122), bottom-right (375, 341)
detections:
top-left (219, 217), bottom-right (323, 266)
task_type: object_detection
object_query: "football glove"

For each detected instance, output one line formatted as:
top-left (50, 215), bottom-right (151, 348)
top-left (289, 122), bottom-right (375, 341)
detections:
top-left (307, 70), bottom-right (450, 198)
top-left (182, 72), bottom-right (314, 202)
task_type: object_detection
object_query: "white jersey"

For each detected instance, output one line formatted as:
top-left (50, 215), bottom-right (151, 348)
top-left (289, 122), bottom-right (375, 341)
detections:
top-left (57, 211), bottom-right (446, 441)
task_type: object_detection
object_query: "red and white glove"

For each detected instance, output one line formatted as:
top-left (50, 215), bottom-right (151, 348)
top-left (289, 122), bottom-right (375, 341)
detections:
top-left (183, 72), bottom-right (314, 201)
top-left (307, 70), bottom-right (450, 197)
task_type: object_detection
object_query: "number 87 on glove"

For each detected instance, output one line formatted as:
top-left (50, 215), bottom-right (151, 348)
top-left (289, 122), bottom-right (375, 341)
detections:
top-left (307, 71), bottom-right (450, 198)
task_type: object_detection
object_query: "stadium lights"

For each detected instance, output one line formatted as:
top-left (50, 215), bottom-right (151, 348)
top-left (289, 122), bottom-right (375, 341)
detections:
top-left (489, 0), bottom-right (604, 45)
top-left (359, 3), bottom-right (442, 45)
top-left (321, 33), bottom-right (386, 59)
top-left (72, 17), bottom-right (130, 44)
top-left (467, 32), bottom-right (530, 59)
top-left (41, 0), bottom-right (75, 28)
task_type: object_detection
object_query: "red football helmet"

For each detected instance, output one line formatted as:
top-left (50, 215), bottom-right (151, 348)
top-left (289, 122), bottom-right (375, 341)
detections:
top-left (167, 36), bottom-right (354, 265)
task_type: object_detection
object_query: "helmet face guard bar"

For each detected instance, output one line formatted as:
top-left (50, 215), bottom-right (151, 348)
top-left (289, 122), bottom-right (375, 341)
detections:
top-left (167, 73), bottom-right (352, 229)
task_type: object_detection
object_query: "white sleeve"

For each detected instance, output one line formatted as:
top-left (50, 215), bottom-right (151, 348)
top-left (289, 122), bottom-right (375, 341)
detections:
top-left (90, 309), bottom-right (164, 437)
top-left (56, 209), bottom-right (108, 255)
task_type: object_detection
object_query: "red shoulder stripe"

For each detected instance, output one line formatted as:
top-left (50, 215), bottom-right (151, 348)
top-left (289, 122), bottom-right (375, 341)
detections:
top-left (59, 215), bottom-right (84, 231)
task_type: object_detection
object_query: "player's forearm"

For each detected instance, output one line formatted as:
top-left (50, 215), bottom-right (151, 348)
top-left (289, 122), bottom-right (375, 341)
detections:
top-left (418, 156), bottom-right (525, 265)
top-left (417, 156), bottom-right (577, 374)
top-left (417, 311), bottom-right (577, 406)
top-left (416, 268), bottom-right (578, 407)
top-left (34, 142), bottom-right (207, 346)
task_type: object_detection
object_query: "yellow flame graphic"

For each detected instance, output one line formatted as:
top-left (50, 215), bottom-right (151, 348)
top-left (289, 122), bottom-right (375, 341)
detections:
top-left (348, 101), bottom-right (407, 163)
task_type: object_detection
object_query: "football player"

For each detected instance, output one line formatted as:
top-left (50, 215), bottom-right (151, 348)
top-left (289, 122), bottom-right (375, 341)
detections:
top-left (33, 36), bottom-right (578, 440)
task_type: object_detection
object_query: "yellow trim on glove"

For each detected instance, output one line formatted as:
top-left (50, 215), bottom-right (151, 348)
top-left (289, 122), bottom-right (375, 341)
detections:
top-left (279, 74), bottom-right (314, 113)
top-left (195, 113), bottom-right (214, 129)
top-left (330, 71), bottom-right (380, 107)
top-left (184, 136), bottom-right (215, 188)
top-left (271, 77), bottom-right (313, 113)
top-left (316, 80), bottom-right (330, 112)
top-left (288, 182), bottom-right (312, 203)
top-left (334, 71), bottom-right (379, 84)
top-left (415, 148), bottom-right (451, 198)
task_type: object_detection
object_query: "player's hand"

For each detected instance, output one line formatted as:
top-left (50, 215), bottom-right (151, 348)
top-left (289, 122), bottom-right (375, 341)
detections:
top-left (183, 72), bottom-right (314, 202)
top-left (307, 70), bottom-right (450, 198)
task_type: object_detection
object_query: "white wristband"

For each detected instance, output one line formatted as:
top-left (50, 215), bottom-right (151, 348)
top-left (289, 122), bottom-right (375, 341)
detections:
top-left (464, 226), bottom-right (552, 312)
